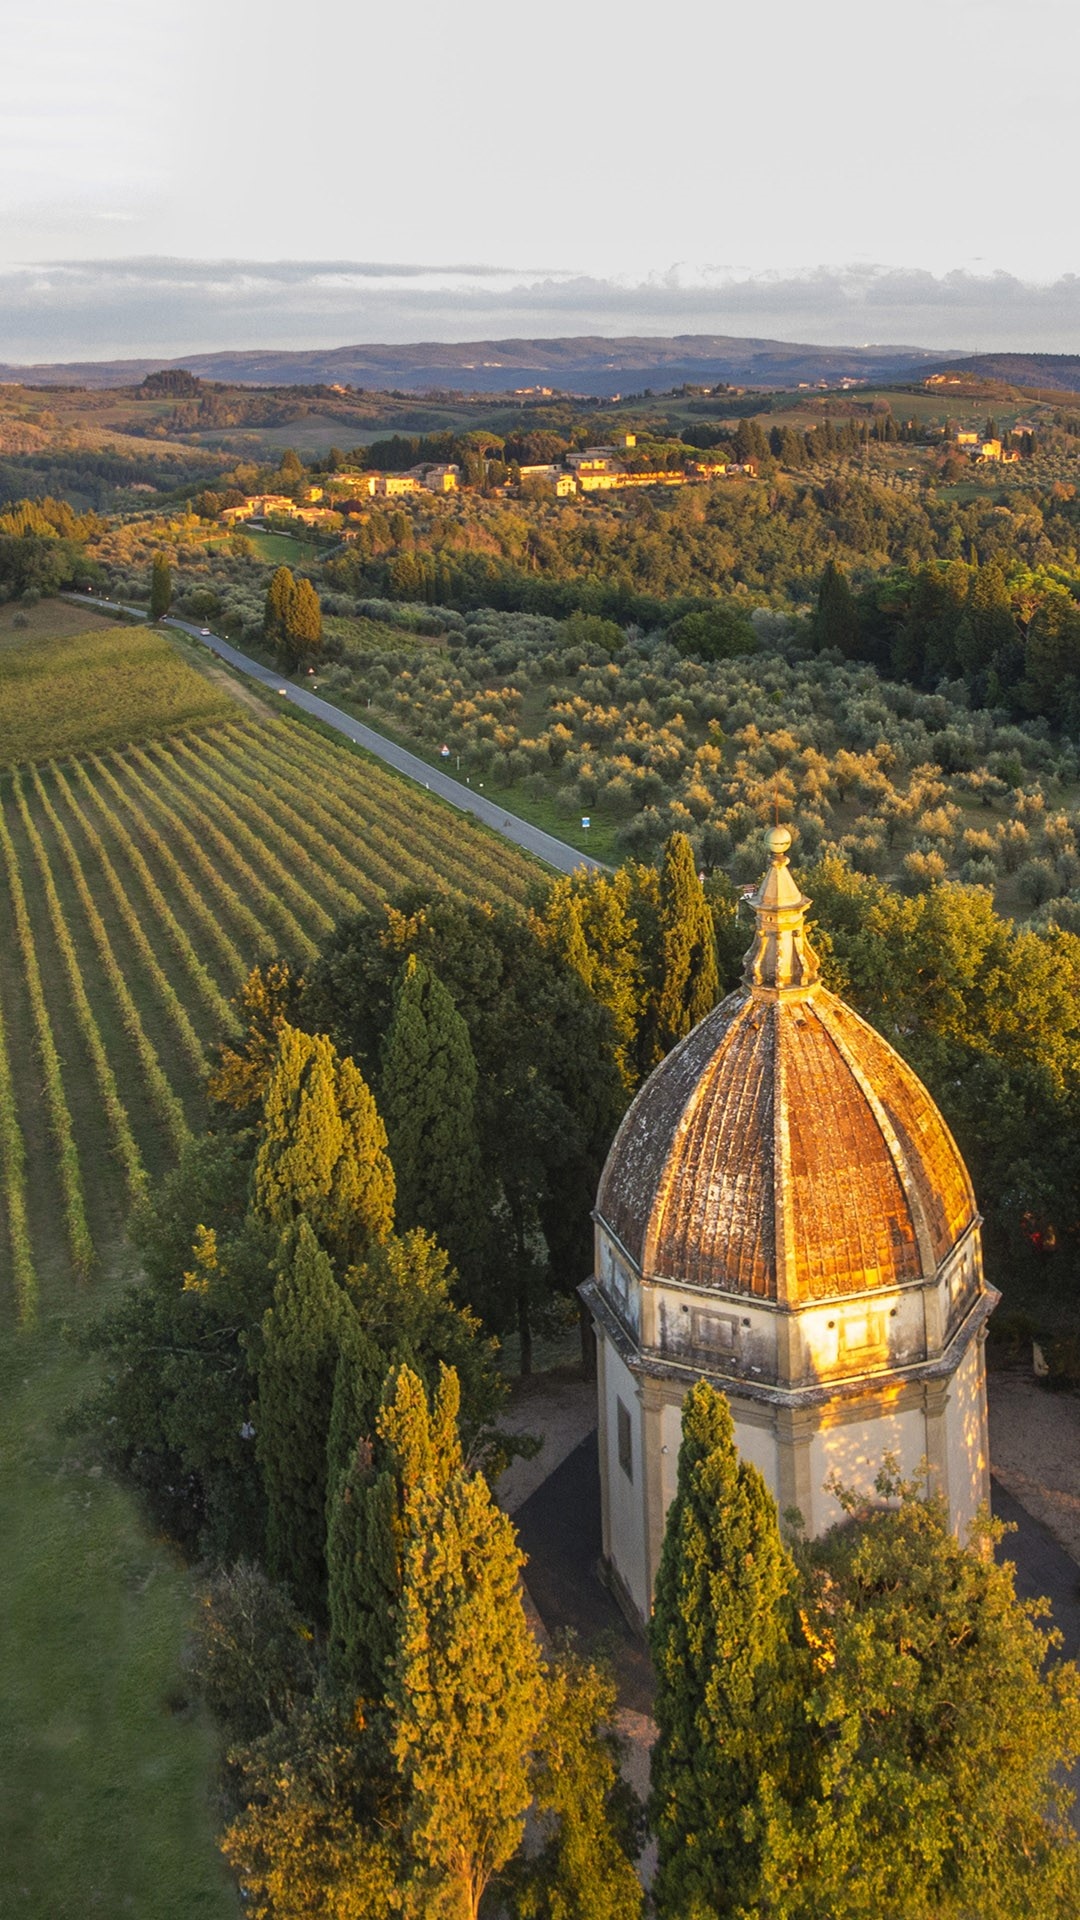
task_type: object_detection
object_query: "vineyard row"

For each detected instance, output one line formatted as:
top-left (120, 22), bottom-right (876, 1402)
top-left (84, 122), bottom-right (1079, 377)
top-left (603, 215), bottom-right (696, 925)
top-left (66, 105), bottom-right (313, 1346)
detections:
top-left (0, 717), bottom-right (539, 1321)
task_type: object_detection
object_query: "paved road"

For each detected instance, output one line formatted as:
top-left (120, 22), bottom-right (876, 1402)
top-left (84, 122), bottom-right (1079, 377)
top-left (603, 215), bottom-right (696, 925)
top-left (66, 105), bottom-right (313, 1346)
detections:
top-left (66, 594), bottom-right (604, 878)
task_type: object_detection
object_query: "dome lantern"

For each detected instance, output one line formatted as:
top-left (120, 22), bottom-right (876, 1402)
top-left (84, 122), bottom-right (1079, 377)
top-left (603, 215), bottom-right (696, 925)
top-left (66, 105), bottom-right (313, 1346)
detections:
top-left (742, 823), bottom-right (821, 994)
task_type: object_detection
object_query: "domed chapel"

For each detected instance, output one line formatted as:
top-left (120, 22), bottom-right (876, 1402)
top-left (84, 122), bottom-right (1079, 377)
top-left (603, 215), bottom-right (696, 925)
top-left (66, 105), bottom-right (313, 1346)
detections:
top-left (583, 826), bottom-right (998, 1629)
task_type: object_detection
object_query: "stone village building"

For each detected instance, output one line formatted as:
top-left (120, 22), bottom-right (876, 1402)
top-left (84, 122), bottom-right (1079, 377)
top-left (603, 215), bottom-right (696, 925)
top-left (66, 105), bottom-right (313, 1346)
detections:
top-left (583, 825), bottom-right (997, 1629)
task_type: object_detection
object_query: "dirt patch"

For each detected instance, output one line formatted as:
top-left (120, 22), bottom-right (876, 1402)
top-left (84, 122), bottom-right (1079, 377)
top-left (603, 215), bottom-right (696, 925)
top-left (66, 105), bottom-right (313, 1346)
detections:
top-left (0, 597), bottom-right (116, 651)
top-left (988, 1368), bottom-right (1080, 1566)
top-left (189, 653), bottom-right (274, 719)
top-left (496, 1370), bottom-right (597, 1515)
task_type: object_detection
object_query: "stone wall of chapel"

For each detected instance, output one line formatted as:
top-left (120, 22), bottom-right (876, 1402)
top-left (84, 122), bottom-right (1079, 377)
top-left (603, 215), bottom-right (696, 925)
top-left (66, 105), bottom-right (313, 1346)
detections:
top-left (599, 1335), bottom-right (648, 1623)
top-left (808, 1400), bottom-right (927, 1534)
top-left (944, 1335), bottom-right (991, 1535)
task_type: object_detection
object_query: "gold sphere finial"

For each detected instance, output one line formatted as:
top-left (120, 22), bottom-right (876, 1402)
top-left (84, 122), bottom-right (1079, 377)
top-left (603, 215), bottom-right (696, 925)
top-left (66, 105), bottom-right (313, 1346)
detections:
top-left (767, 823), bottom-right (792, 860)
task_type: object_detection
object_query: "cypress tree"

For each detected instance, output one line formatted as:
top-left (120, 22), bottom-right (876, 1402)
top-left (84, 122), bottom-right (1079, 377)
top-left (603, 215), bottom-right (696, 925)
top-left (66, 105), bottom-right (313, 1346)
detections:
top-left (389, 1365), bottom-right (544, 1920)
top-left (814, 558), bottom-right (861, 657)
top-left (253, 1023), bottom-right (395, 1268)
top-left (326, 1431), bottom-right (399, 1707)
top-left (648, 1381), bottom-right (797, 1918)
top-left (327, 1364), bottom-right (464, 1714)
top-left (287, 576), bottom-right (322, 661)
top-left (325, 1309), bottom-right (387, 1502)
top-left (257, 1221), bottom-right (351, 1618)
top-left (261, 564), bottom-right (294, 656)
top-left (324, 1313), bottom-right (396, 1701)
top-left (149, 550), bottom-right (172, 619)
top-left (379, 954), bottom-right (487, 1283)
top-left (649, 832), bottom-right (720, 1063)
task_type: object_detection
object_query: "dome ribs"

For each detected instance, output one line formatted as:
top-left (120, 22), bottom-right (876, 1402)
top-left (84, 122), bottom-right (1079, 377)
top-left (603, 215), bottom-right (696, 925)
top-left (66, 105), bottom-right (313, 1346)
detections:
top-left (786, 1006), bottom-right (919, 1299)
top-left (598, 993), bottom-right (745, 1272)
top-left (595, 890), bottom-right (976, 1309)
top-left (831, 1012), bottom-right (975, 1264)
top-left (645, 998), bottom-right (772, 1297)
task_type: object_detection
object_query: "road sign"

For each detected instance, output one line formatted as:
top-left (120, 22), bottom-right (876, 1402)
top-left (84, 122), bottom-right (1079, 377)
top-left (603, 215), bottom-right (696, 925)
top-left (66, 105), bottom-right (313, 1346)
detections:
top-left (581, 816), bottom-right (591, 829)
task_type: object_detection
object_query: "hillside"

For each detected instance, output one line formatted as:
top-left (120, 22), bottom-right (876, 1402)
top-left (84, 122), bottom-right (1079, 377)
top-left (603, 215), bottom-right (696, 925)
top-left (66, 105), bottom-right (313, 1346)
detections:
top-left (930, 351), bottom-right (1080, 394)
top-left (0, 332), bottom-right (951, 395)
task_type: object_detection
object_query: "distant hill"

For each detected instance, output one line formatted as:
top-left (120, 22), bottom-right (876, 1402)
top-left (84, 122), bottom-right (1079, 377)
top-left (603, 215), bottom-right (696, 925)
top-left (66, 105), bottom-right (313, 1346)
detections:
top-left (929, 352), bottom-right (1080, 395)
top-left (0, 333), bottom-right (951, 396)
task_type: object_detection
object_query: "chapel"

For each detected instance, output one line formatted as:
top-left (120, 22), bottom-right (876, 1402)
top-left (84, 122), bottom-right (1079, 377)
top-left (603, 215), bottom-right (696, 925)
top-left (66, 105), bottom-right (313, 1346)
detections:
top-left (583, 824), bottom-right (997, 1629)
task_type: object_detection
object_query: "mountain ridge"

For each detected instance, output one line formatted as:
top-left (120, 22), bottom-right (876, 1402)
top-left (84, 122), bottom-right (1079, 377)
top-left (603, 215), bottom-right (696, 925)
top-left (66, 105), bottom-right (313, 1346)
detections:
top-left (0, 332), bottom-right (953, 394)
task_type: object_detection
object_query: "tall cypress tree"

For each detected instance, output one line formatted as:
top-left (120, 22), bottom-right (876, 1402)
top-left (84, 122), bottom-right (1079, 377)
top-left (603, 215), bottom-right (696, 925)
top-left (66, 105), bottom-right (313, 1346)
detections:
top-left (325, 1316), bottom-right (398, 1701)
top-left (149, 550), bottom-right (172, 619)
top-left (257, 1221), bottom-right (351, 1618)
top-left (648, 832), bottom-right (720, 1064)
top-left (379, 954), bottom-right (487, 1284)
top-left (389, 1365), bottom-right (544, 1920)
top-left (326, 1431), bottom-right (399, 1708)
top-left (648, 1381), bottom-right (797, 1918)
top-left (264, 564), bottom-right (295, 652)
top-left (253, 1023), bottom-right (395, 1268)
top-left (287, 576), bottom-right (322, 663)
top-left (327, 1364), bottom-right (464, 1715)
top-left (814, 558), bottom-right (861, 657)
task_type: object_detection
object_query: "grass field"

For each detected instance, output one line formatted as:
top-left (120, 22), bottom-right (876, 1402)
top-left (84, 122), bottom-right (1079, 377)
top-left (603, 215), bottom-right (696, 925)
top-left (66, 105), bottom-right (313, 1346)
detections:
top-left (0, 605), bottom-right (540, 1912)
top-left (0, 1303), bottom-right (237, 1920)
top-left (239, 527), bottom-right (323, 565)
top-left (0, 603), bottom-right (236, 763)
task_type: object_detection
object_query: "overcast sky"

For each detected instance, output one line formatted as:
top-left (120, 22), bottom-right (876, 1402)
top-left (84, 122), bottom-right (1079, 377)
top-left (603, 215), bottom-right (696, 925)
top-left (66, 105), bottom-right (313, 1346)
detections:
top-left (3, 0), bottom-right (1080, 356)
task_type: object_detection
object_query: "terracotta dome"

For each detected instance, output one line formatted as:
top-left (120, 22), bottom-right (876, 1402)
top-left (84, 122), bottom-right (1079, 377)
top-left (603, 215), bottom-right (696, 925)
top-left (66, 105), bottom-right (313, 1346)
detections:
top-left (596, 828), bottom-right (976, 1305)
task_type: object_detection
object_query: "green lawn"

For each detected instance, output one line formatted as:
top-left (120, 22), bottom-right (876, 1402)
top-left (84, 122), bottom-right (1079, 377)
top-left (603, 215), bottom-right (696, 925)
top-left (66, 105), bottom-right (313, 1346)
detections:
top-left (0, 1292), bottom-right (238, 1920)
top-left (240, 527), bottom-right (323, 566)
top-left (0, 606), bottom-right (235, 764)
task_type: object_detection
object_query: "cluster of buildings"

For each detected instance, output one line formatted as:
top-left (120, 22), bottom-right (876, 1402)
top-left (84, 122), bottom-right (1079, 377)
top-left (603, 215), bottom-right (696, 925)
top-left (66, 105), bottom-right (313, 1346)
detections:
top-left (519, 434), bottom-right (753, 496)
top-left (219, 466), bottom-right (463, 530)
top-left (949, 430), bottom-right (1021, 465)
top-left (215, 434), bottom-right (754, 533)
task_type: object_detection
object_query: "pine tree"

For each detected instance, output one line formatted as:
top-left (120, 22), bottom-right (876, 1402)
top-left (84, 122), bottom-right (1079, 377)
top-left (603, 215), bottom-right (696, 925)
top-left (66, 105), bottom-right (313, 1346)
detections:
top-left (256, 1221), bottom-right (351, 1618)
top-left (649, 832), bottom-right (720, 1063)
top-left (389, 1365), bottom-right (544, 1920)
top-left (814, 558), bottom-right (862, 657)
top-left (149, 550), bottom-right (172, 619)
top-left (207, 960), bottom-right (300, 1117)
top-left (264, 565), bottom-right (295, 651)
top-left (253, 1023), bottom-right (395, 1268)
top-left (648, 1381), bottom-right (797, 1919)
top-left (379, 954), bottom-right (487, 1283)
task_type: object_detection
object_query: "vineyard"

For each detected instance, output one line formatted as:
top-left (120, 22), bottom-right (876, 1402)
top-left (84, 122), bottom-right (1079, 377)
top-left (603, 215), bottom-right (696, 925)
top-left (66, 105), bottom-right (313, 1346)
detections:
top-left (0, 710), bottom-right (538, 1324)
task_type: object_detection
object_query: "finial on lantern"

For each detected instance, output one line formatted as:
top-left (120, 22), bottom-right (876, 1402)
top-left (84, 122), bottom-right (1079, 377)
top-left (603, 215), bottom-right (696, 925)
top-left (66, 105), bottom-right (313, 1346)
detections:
top-left (742, 823), bottom-right (820, 994)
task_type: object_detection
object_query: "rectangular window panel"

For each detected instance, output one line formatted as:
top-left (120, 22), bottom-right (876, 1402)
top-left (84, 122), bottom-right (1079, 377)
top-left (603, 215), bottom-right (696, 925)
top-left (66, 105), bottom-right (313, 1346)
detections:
top-left (617, 1397), bottom-right (633, 1480)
